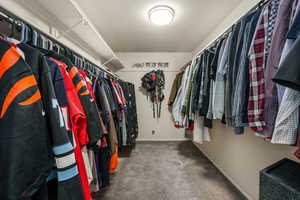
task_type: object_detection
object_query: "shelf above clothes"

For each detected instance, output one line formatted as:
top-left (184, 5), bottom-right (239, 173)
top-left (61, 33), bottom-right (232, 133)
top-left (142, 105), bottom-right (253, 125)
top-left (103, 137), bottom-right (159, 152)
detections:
top-left (0, 0), bottom-right (125, 71)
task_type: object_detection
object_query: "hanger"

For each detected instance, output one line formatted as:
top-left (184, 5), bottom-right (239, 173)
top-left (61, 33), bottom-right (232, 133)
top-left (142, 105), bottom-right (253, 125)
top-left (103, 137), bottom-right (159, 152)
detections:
top-left (20, 23), bottom-right (26, 43)
top-left (36, 33), bottom-right (40, 47)
top-left (83, 60), bottom-right (87, 71)
top-left (88, 63), bottom-right (93, 76)
top-left (73, 55), bottom-right (77, 67)
top-left (21, 23), bottom-right (31, 44)
top-left (77, 57), bottom-right (81, 68)
top-left (48, 39), bottom-right (53, 51)
top-left (53, 43), bottom-right (60, 53)
top-left (32, 30), bottom-right (38, 46)
top-left (40, 35), bottom-right (47, 49)
top-left (9, 19), bottom-right (20, 40)
top-left (93, 65), bottom-right (96, 77)
top-left (73, 55), bottom-right (76, 66)
top-left (25, 24), bottom-right (33, 44)
top-left (82, 58), bottom-right (85, 70)
top-left (0, 15), bottom-right (11, 38)
top-left (80, 57), bottom-right (84, 69)
top-left (77, 56), bottom-right (81, 68)
top-left (258, 0), bottom-right (266, 8)
top-left (75, 55), bottom-right (78, 67)
top-left (0, 13), bottom-right (22, 41)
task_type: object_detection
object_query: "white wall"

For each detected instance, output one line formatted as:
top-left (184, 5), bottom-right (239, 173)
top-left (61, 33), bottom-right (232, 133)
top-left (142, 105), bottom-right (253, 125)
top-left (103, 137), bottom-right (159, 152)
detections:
top-left (192, 0), bottom-right (300, 200)
top-left (116, 52), bottom-right (192, 141)
top-left (195, 122), bottom-right (298, 200)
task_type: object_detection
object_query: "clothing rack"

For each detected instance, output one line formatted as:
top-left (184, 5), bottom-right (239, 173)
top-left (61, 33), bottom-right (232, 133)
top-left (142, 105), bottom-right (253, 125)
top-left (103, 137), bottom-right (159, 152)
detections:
top-left (0, 6), bottom-right (120, 80)
top-left (193, 0), bottom-right (271, 58)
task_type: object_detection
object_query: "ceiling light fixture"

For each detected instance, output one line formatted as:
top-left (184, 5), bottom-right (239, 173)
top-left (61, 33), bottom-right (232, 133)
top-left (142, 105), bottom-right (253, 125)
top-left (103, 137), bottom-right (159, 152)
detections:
top-left (149, 6), bottom-right (175, 25)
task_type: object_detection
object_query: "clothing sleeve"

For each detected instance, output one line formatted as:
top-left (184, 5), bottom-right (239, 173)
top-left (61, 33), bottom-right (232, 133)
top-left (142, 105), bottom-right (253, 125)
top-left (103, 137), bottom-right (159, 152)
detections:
top-left (211, 39), bottom-right (224, 81)
top-left (70, 102), bottom-right (89, 147)
top-left (287, 5), bottom-right (300, 39)
top-left (273, 37), bottom-right (300, 91)
top-left (212, 39), bottom-right (228, 120)
top-left (95, 80), bottom-right (110, 129)
top-left (168, 73), bottom-right (181, 105)
top-left (191, 58), bottom-right (202, 113)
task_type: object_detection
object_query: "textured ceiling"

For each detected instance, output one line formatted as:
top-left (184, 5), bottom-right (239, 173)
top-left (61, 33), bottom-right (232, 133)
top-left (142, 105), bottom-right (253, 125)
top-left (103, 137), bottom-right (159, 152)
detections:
top-left (74, 0), bottom-right (242, 52)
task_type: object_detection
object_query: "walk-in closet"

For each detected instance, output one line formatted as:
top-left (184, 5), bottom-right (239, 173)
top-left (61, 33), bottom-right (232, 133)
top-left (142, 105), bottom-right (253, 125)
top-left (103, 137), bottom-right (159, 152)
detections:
top-left (0, 0), bottom-right (300, 200)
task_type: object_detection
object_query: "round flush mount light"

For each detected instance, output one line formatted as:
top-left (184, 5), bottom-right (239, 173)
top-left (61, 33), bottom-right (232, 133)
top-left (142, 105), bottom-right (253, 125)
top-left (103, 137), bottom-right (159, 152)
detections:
top-left (149, 6), bottom-right (175, 25)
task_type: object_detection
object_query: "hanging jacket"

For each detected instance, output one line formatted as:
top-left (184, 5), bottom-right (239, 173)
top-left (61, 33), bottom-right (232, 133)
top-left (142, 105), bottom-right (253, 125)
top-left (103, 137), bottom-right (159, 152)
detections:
top-left (187, 59), bottom-right (201, 124)
top-left (94, 77), bottom-right (119, 154)
top-left (69, 66), bottom-right (103, 148)
top-left (168, 71), bottom-right (183, 106)
top-left (119, 81), bottom-right (138, 145)
top-left (232, 9), bottom-right (262, 134)
top-left (79, 70), bottom-right (108, 137)
top-left (45, 52), bottom-right (103, 149)
top-left (271, 0), bottom-right (300, 145)
top-left (55, 59), bottom-right (92, 200)
top-left (225, 22), bottom-right (241, 126)
top-left (46, 57), bottom-right (85, 200)
top-left (18, 43), bottom-right (84, 200)
top-left (0, 39), bottom-right (53, 200)
top-left (247, 3), bottom-right (271, 132)
top-left (190, 55), bottom-right (203, 114)
top-left (199, 49), bottom-right (215, 129)
top-left (207, 38), bottom-right (225, 120)
top-left (212, 34), bottom-right (231, 120)
top-left (172, 65), bottom-right (191, 127)
top-left (105, 79), bottom-right (122, 147)
top-left (263, 0), bottom-right (293, 138)
top-left (111, 81), bottom-right (127, 146)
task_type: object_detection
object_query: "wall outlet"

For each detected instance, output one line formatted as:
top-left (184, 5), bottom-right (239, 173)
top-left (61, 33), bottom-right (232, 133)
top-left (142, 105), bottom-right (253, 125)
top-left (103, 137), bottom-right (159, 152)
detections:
top-left (152, 130), bottom-right (155, 135)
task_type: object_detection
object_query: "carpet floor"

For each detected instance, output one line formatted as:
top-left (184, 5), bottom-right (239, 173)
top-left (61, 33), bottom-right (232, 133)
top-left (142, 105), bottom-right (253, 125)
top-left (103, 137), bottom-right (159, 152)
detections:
top-left (95, 141), bottom-right (247, 200)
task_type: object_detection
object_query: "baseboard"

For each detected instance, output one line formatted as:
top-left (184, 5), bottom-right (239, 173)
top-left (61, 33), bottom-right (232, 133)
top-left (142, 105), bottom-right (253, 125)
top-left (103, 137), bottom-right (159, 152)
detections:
top-left (136, 138), bottom-right (190, 142)
top-left (193, 143), bottom-right (254, 200)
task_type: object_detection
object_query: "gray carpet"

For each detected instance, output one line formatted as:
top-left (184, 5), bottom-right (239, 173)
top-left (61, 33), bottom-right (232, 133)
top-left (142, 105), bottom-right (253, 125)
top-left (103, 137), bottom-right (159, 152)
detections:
top-left (95, 141), bottom-right (247, 200)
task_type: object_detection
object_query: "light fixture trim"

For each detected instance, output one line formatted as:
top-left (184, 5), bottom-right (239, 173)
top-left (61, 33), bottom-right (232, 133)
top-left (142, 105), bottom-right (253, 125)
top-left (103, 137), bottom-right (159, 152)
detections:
top-left (148, 5), bottom-right (175, 25)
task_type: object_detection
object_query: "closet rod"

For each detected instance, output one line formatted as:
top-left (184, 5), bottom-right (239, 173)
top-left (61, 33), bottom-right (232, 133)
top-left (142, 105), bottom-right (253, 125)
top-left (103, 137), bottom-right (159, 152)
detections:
top-left (0, 6), bottom-right (120, 79)
top-left (193, 0), bottom-right (270, 58)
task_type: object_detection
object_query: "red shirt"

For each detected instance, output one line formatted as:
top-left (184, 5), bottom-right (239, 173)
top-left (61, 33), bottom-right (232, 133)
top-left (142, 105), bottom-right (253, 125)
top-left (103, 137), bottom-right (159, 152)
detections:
top-left (52, 59), bottom-right (91, 200)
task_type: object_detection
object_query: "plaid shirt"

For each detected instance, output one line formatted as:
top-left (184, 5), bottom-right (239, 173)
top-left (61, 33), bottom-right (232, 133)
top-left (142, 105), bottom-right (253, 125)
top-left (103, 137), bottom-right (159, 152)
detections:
top-left (248, 5), bottom-right (269, 132)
